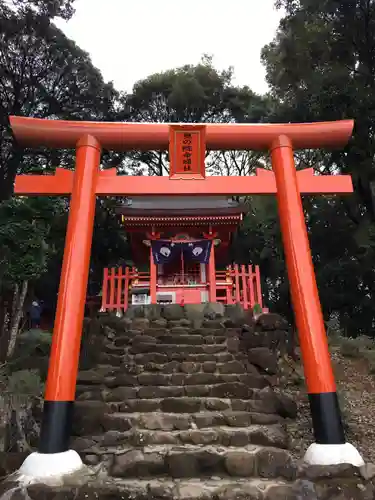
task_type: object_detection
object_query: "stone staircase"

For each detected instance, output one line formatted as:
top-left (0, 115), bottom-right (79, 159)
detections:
top-left (2, 304), bottom-right (375, 499)
top-left (71, 305), bottom-right (300, 498)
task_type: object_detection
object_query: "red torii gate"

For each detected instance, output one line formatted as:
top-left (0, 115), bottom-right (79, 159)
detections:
top-left (11, 116), bottom-right (363, 479)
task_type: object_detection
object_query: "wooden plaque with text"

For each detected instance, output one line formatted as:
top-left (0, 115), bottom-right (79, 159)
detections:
top-left (169, 125), bottom-right (206, 179)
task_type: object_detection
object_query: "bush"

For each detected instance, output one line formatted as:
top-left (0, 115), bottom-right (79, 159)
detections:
top-left (338, 338), bottom-right (361, 358)
top-left (0, 367), bottom-right (43, 452)
top-left (363, 351), bottom-right (375, 374)
top-left (337, 334), bottom-right (375, 360)
top-left (18, 329), bottom-right (52, 345)
top-left (0, 368), bottom-right (43, 404)
top-left (9, 329), bottom-right (52, 380)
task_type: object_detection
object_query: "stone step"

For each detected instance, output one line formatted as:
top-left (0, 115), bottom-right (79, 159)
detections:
top-left (134, 334), bottom-right (229, 346)
top-left (80, 381), bottom-right (269, 402)
top-left (25, 477), bottom-right (295, 500)
top-left (81, 444), bottom-right (296, 480)
top-left (103, 411), bottom-right (283, 430)
top-left (84, 424), bottom-right (288, 449)
top-left (94, 360), bottom-right (252, 376)
top-left (77, 371), bottom-right (264, 388)
top-left (75, 394), bottom-right (290, 417)
top-left (128, 343), bottom-right (232, 355)
top-left (138, 321), bottom-right (229, 332)
top-left (114, 327), bottom-right (240, 343)
top-left (100, 352), bottom-right (244, 366)
top-left (72, 403), bottom-right (284, 435)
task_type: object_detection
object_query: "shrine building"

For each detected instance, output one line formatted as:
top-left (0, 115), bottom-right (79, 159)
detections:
top-left (100, 195), bottom-right (265, 312)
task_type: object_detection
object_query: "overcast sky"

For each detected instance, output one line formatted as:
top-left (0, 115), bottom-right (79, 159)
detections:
top-left (55, 0), bottom-right (283, 95)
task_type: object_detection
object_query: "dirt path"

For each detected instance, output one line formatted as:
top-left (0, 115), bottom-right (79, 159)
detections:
top-left (284, 347), bottom-right (375, 463)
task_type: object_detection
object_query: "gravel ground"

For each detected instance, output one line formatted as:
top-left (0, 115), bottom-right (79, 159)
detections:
top-left (280, 347), bottom-right (375, 463)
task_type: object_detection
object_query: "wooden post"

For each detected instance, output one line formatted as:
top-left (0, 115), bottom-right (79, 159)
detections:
top-left (248, 265), bottom-right (255, 308)
top-left (208, 244), bottom-right (216, 302)
top-left (227, 266), bottom-right (234, 304)
top-left (109, 267), bottom-right (116, 311)
top-left (150, 246), bottom-right (157, 304)
top-left (234, 264), bottom-right (241, 303)
top-left (124, 267), bottom-right (129, 311)
top-left (116, 267), bottom-right (123, 314)
top-left (255, 265), bottom-right (263, 308)
top-left (241, 265), bottom-right (249, 309)
top-left (101, 267), bottom-right (109, 311)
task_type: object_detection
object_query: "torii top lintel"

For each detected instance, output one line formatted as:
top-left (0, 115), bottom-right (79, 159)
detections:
top-left (10, 116), bottom-right (354, 151)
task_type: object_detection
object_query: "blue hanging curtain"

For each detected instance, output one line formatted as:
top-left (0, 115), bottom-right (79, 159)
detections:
top-left (151, 240), bottom-right (181, 264)
top-left (183, 240), bottom-right (212, 264)
top-left (151, 239), bottom-right (212, 265)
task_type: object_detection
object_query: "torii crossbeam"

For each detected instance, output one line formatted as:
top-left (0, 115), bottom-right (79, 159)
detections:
top-left (14, 166), bottom-right (353, 196)
top-left (11, 116), bottom-right (364, 481)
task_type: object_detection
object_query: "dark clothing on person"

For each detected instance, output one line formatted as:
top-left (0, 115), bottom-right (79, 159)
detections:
top-left (30, 301), bottom-right (42, 329)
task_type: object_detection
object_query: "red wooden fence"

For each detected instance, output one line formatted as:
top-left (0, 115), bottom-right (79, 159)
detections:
top-left (100, 264), bottom-right (264, 313)
top-left (215, 264), bottom-right (263, 310)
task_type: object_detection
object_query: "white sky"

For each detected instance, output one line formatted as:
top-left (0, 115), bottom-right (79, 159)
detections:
top-left (55, 0), bottom-right (283, 95)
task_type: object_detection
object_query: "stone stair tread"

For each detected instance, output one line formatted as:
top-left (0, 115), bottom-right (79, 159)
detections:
top-left (113, 329), bottom-right (238, 340)
top-left (101, 353), bottom-right (245, 364)
top-left (132, 335), bottom-right (229, 345)
top-left (77, 372), bottom-right (263, 387)
top-left (97, 382), bottom-right (268, 401)
top-left (100, 410), bottom-right (283, 428)
top-left (78, 424), bottom-right (288, 449)
top-left (110, 477), bottom-right (293, 499)
top-left (79, 444), bottom-right (295, 480)
top-left (98, 476), bottom-right (291, 487)
top-left (94, 360), bottom-right (250, 375)
top-left (129, 344), bottom-right (231, 355)
top-left (85, 443), bottom-right (291, 453)
top-left (75, 396), bottom-right (284, 416)
top-left (29, 477), bottom-right (294, 500)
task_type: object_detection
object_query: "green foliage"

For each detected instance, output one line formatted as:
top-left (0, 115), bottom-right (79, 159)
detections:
top-left (0, 197), bottom-right (64, 288)
top-left (0, 0), bottom-right (75, 20)
top-left (259, 0), bottom-right (375, 334)
top-left (9, 328), bottom-right (52, 380)
top-left (18, 328), bottom-right (52, 345)
top-left (122, 56), bottom-right (270, 176)
top-left (0, 4), bottom-right (120, 200)
top-left (253, 303), bottom-right (263, 315)
top-left (0, 365), bottom-right (43, 409)
top-left (0, 4), bottom-right (130, 312)
top-left (5, 369), bottom-right (43, 398)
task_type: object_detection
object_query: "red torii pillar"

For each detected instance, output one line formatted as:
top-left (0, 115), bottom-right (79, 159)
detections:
top-left (11, 116), bottom-right (363, 479)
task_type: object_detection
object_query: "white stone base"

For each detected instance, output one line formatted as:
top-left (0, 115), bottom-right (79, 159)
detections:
top-left (304, 443), bottom-right (365, 466)
top-left (17, 450), bottom-right (84, 485)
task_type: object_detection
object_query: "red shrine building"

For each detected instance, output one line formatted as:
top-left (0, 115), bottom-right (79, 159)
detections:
top-left (100, 195), bottom-right (265, 312)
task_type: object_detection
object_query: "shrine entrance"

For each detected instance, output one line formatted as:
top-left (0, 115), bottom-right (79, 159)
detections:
top-left (11, 116), bottom-right (364, 476)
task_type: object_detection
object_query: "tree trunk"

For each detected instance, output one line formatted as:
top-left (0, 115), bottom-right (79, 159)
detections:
top-left (7, 280), bottom-right (28, 359)
top-left (0, 298), bottom-right (11, 363)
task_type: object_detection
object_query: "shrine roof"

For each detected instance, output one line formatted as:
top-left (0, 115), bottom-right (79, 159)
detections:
top-left (116, 196), bottom-right (245, 217)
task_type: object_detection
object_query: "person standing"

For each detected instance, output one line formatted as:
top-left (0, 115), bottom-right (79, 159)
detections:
top-left (30, 300), bottom-right (42, 329)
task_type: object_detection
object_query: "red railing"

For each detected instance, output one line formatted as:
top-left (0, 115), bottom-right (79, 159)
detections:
top-left (100, 267), bottom-right (150, 312)
top-left (216, 264), bottom-right (263, 310)
top-left (100, 264), bottom-right (264, 313)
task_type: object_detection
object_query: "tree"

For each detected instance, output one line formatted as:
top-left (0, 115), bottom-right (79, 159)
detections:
top-left (0, 4), bottom-right (120, 200)
top-left (0, 197), bottom-right (65, 359)
top-left (260, 0), bottom-right (375, 334)
top-left (0, 0), bottom-right (75, 20)
top-left (121, 56), bottom-right (270, 176)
